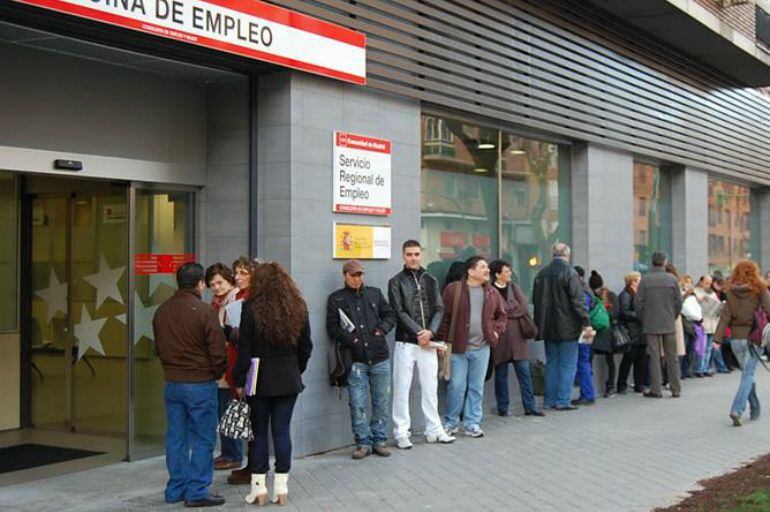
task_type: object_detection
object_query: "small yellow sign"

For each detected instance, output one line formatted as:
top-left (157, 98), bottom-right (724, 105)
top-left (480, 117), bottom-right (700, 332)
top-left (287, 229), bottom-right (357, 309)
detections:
top-left (333, 223), bottom-right (391, 259)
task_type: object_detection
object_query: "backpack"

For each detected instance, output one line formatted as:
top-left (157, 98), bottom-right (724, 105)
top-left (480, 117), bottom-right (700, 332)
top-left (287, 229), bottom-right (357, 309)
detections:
top-left (589, 293), bottom-right (610, 332)
top-left (328, 343), bottom-right (353, 387)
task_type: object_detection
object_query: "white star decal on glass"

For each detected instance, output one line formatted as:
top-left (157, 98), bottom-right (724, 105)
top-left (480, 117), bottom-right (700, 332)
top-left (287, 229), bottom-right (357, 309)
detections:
top-left (149, 274), bottom-right (177, 296)
top-left (115, 293), bottom-right (159, 345)
top-left (35, 268), bottom-right (68, 324)
top-left (82, 255), bottom-right (125, 309)
top-left (74, 307), bottom-right (107, 360)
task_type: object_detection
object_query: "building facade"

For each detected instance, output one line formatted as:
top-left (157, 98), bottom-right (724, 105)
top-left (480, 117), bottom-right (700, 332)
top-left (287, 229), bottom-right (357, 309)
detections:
top-left (1, 0), bottom-right (770, 469)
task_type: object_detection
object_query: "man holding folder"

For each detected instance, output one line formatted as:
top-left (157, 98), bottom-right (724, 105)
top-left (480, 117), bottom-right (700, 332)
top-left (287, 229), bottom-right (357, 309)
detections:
top-left (326, 260), bottom-right (396, 460)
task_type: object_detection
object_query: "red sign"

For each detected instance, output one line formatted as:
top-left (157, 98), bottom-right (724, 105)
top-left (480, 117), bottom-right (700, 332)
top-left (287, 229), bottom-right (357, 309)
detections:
top-left (135, 253), bottom-right (196, 275)
top-left (473, 234), bottom-right (491, 248)
top-left (14, 0), bottom-right (366, 85)
top-left (440, 231), bottom-right (468, 247)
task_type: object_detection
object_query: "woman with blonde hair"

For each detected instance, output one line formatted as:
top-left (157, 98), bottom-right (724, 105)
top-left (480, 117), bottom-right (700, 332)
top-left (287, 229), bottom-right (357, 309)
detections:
top-left (714, 260), bottom-right (770, 426)
top-left (616, 271), bottom-right (645, 393)
top-left (234, 262), bottom-right (313, 505)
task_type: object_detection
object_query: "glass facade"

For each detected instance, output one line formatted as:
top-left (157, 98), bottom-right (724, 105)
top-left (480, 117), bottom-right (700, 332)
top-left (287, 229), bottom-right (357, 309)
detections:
top-left (633, 163), bottom-right (672, 273)
top-left (421, 114), bottom-right (570, 295)
top-left (708, 179), bottom-right (755, 274)
top-left (0, 171), bottom-right (18, 332)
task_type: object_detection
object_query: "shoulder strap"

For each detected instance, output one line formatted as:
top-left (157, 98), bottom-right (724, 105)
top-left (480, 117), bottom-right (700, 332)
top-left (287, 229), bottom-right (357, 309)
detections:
top-left (447, 281), bottom-right (462, 344)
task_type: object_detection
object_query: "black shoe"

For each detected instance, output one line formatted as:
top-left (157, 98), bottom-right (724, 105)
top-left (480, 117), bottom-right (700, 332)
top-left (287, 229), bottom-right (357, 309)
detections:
top-left (571, 398), bottom-right (594, 406)
top-left (695, 373), bottom-right (704, 378)
top-left (185, 494), bottom-right (226, 507)
top-left (617, 388), bottom-right (628, 395)
top-left (525, 410), bottom-right (546, 417)
top-left (634, 387), bottom-right (644, 393)
top-left (497, 410), bottom-right (510, 417)
top-left (643, 391), bottom-right (662, 399)
top-left (556, 405), bottom-right (579, 411)
top-left (704, 372), bottom-right (714, 377)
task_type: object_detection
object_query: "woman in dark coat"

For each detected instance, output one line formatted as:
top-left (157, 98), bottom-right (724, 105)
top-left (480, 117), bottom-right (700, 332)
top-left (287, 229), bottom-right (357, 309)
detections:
top-left (234, 262), bottom-right (312, 506)
top-left (616, 272), bottom-right (645, 393)
top-left (588, 271), bottom-right (623, 397)
top-left (489, 260), bottom-right (544, 417)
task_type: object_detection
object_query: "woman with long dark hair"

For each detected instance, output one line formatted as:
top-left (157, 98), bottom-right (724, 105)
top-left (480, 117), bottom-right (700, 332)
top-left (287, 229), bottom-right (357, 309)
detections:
top-left (234, 262), bottom-right (312, 506)
top-left (714, 260), bottom-right (770, 426)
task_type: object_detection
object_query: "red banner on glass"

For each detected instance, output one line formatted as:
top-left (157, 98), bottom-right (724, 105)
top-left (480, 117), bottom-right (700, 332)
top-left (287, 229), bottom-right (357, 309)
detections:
top-left (135, 253), bottom-right (196, 275)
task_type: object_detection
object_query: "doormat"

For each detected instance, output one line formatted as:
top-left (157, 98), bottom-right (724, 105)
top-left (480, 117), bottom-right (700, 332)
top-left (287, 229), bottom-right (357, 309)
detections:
top-left (0, 443), bottom-right (104, 473)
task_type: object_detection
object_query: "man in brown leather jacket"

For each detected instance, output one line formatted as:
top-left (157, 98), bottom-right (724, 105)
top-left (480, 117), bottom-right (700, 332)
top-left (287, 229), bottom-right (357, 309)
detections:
top-left (153, 262), bottom-right (227, 507)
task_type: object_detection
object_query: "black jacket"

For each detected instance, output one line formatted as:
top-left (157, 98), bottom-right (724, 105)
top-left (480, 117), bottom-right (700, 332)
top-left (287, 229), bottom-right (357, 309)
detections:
top-left (233, 304), bottom-right (313, 398)
top-left (532, 258), bottom-right (590, 342)
top-left (618, 288), bottom-right (643, 345)
top-left (326, 285), bottom-right (396, 365)
top-left (388, 267), bottom-right (444, 344)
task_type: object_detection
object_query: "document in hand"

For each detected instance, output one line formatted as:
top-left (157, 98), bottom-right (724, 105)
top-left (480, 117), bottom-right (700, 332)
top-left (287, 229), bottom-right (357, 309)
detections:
top-left (245, 357), bottom-right (260, 397)
top-left (338, 308), bottom-right (356, 333)
top-left (225, 299), bottom-right (244, 328)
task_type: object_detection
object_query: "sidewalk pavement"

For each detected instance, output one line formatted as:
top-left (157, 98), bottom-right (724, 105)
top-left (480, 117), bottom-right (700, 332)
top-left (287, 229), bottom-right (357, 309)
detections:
top-left (2, 369), bottom-right (770, 512)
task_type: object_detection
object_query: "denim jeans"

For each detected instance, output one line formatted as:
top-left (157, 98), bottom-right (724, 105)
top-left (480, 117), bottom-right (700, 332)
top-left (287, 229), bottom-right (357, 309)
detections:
top-left (164, 380), bottom-right (218, 503)
top-left (494, 360), bottom-right (537, 414)
top-left (248, 394), bottom-right (298, 474)
top-left (713, 339), bottom-right (729, 372)
top-left (217, 388), bottom-right (243, 463)
top-left (444, 345), bottom-right (490, 429)
top-left (544, 340), bottom-right (579, 408)
top-left (696, 334), bottom-right (714, 374)
top-left (730, 339), bottom-right (761, 418)
top-left (574, 344), bottom-right (595, 401)
top-left (347, 360), bottom-right (391, 448)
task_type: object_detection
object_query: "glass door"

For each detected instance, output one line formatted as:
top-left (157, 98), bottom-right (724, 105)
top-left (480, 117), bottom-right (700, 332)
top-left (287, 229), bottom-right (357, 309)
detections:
top-left (130, 187), bottom-right (195, 457)
top-left (26, 177), bottom-right (128, 437)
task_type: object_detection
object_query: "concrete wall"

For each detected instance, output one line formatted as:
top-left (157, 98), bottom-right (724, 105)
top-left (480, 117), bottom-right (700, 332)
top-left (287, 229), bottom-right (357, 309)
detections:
top-left (571, 143), bottom-right (635, 292)
top-left (0, 41), bottom-right (207, 184)
top-left (198, 78), bottom-right (250, 265)
top-left (257, 71), bottom-right (422, 455)
top-left (672, 166), bottom-right (709, 278)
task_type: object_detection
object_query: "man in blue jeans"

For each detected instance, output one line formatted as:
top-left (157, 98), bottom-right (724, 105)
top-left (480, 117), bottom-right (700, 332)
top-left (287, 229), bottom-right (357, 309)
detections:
top-left (437, 256), bottom-right (507, 437)
top-left (326, 260), bottom-right (396, 460)
top-left (153, 262), bottom-right (227, 507)
top-left (532, 243), bottom-right (591, 411)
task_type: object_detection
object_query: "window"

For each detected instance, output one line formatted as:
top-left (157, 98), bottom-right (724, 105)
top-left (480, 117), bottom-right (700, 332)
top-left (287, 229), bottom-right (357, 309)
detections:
top-left (633, 163), bottom-right (672, 273)
top-left (420, 113), bottom-right (571, 296)
top-left (0, 171), bottom-right (18, 331)
top-left (708, 179), bottom-right (754, 274)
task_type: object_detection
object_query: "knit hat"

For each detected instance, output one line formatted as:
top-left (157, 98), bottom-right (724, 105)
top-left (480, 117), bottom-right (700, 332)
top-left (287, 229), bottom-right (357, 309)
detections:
top-left (588, 270), bottom-right (604, 291)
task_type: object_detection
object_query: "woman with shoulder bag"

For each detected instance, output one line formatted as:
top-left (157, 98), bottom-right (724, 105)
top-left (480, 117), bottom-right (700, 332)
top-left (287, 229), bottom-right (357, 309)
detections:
top-left (616, 272), bottom-right (645, 394)
top-left (489, 260), bottom-right (544, 417)
top-left (714, 260), bottom-right (770, 427)
top-left (234, 262), bottom-right (313, 505)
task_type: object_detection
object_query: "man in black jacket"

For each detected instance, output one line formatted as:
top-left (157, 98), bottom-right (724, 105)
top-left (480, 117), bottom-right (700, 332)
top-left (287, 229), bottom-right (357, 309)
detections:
top-left (532, 243), bottom-right (591, 411)
top-left (326, 260), bottom-right (396, 460)
top-left (388, 240), bottom-right (455, 449)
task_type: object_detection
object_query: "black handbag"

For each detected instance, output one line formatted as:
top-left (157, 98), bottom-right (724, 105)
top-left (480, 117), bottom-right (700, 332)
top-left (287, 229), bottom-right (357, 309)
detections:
top-left (610, 323), bottom-right (631, 353)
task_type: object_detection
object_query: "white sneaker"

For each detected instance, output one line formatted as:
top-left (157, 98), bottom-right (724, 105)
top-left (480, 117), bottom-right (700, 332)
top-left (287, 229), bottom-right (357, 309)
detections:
top-left (395, 436), bottom-right (413, 449)
top-left (464, 425), bottom-right (484, 438)
top-left (443, 424), bottom-right (459, 436)
top-left (426, 432), bottom-right (456, 444)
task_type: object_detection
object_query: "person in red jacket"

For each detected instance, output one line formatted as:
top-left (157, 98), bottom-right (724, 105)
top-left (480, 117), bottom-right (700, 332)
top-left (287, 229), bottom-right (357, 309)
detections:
top-left (205, 262), bottom-right (242, 471)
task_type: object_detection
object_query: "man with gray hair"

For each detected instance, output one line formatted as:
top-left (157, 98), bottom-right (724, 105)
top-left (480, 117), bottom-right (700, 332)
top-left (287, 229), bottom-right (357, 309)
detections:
top-left (636, 251), bottom-right (683, 398)
top-left (532, 243), bottom-right (591, 410)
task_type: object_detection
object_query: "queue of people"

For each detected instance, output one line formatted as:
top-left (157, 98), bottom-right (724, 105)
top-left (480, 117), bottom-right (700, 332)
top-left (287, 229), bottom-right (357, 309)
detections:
top-left (150, 241), bottom-right (769, 508)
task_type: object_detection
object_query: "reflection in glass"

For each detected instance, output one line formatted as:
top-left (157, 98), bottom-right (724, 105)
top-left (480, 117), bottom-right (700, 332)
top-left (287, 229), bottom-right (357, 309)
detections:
top-left (133, 190), bottom-right (194, 454)
top-left (421, 116), bottom-right (499, 288)
top-left (420, 114), bottom-right (570, 295)
top-left (708, 179), bottom-right (753, 275)
top-left (633, 163), bottom-right (672, 273)
top-left (501, 134), bottom-right (570, 296)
